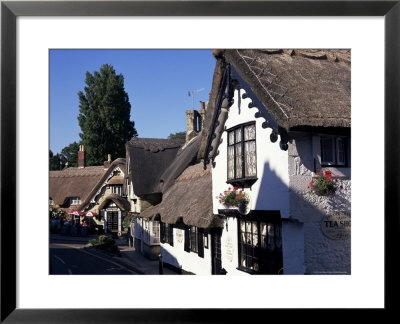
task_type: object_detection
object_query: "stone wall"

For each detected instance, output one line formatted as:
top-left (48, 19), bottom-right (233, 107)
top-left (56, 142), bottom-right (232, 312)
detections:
top-left (288, 133), bottom-right (351, 274)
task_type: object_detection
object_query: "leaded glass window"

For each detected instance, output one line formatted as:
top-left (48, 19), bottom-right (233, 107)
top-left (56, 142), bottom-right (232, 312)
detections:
top-left (227, 123), bottom-right (257, 180)
top-left (238, 217), bottom-right (283, 274)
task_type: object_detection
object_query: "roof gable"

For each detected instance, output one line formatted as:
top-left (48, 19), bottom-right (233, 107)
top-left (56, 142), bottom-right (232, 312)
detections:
top-left (126, 137), bottom-right (185, 196)
top-left (49, 159), bottom-right (126, 210)
top-left (199, 49), bottom-right (351, 163)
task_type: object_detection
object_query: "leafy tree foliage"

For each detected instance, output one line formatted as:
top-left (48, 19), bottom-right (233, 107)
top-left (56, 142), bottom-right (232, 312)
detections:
top-left (168, 131), bottom-right (186, 139)
top-left (61, 141), bottom-right (80, 167)
top-left (78, 64), bottom-right (137, 166)
top-left (49, 150), bottom-right (66, 170)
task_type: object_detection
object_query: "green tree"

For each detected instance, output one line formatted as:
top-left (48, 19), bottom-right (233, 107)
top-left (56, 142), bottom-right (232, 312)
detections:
top-left (78, 64), bottom-right (137, 166)
top-left (49, 150), bottom-right (66, 170)
top-left (168, 131), bottom-right (186, 139)
top-left (61, 141), bottom-right (80, 167)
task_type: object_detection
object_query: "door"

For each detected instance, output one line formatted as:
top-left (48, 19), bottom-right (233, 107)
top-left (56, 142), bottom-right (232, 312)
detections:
top-left (211, 228), bottom-right (223, 275)
top-left (107, 211), bottom-right (119, 232)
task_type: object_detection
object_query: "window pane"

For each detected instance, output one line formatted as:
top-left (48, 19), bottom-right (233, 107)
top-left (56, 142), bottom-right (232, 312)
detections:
top-left (235, 143), bottom-right (242, 178)
top-left (261, 223), bottom-right (268, 249)
top-left (267, 224), bottom-right (275, 251)
top-left (244, 141), bottom-right (257, 177)
top-left (253, 260), bottom-right (259, 271)
top-left (336, 138), bottom-right (345, 165)
top-left (240, 254), bottom-right (246, 267)
top-left (252, 221), bottom-right (258, 235)
top-left (275, 223), bottom-right (282, 249)
top-left (244, 124), bottom-right (256, 140)
top-left (227, 146), bottom-right (235, 180)
top-left (235, 128), bottom-right (242, 143)
top-left (228, 131), bottom-right (235, 145)
top-left (321, 137), bottom-right (334, 164)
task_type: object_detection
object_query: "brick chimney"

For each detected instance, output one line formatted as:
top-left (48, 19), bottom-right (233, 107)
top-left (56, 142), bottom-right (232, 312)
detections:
top-left (186, 103), bottom-right (206, 143)
top-left (104, 154), bottom-right (112, 168)
top-left (78, 145), bottom-right (85, 168)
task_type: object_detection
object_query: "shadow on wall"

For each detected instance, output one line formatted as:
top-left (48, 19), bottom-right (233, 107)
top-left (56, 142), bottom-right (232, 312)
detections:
top-left (250, 159), bottom-right (351, 275)
top-left (159, 246), bottom-right (190, 274)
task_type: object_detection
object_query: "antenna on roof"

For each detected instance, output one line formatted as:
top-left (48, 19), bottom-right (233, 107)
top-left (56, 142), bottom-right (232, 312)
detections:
top-left (188, 88), bottom-right (204, 109)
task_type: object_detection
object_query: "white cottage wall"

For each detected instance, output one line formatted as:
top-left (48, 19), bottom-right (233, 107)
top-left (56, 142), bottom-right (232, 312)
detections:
top-left (212, 88), bottom-right (305, 274)
top-left (212, 89), bottom-right (290, 217)
top-left (219, 216), bottom-right (248, 275)
top-left (161, 228), bottom-right (213, 275)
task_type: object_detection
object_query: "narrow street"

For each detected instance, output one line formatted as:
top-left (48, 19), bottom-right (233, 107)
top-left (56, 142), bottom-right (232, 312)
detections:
top-left (50, 240), bottom-right (138, 275)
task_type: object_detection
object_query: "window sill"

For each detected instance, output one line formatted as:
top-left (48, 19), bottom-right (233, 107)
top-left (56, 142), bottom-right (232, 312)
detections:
top-left (226, 177), bottom-right (258, 189)
top-left (236, 266), bottom-right (259, 275)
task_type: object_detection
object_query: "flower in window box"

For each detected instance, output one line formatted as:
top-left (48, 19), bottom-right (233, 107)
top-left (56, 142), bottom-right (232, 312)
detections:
top-left (308, 169), bottom-right (340, 196)
top-left (217, 187), bottom-right (250, 210)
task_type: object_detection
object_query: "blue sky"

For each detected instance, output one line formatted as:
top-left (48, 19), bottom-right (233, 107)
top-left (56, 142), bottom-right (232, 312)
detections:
top-left (49, 49), bottom-right (215, 154)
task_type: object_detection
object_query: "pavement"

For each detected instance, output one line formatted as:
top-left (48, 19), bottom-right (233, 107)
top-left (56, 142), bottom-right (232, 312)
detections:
top-left (50, 233), bottom-right (179, 275)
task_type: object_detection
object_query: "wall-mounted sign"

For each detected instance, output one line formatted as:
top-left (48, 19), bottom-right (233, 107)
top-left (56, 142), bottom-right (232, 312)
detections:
top-left (176, 229), bottom-right (183, 244)
top-left (225, 236), bottom-right (233, 262)
top-left (321, 211), bottom-right (351, 240)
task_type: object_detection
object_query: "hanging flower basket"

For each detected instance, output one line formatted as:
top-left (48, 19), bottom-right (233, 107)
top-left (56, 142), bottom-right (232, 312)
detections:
top-left (308, 169), bottom-right (342, 196)
top-left (217, 187), bottom-right (250, 214)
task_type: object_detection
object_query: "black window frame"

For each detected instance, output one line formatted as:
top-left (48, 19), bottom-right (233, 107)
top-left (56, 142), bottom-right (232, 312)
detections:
top-left (320, 135), bottom-right (349, 167)
top-left (189, 226), bottom-right (198, 253)
top-left (184, 225), bottom-right (204, 258)
top-left (226, 122), bottom-right (258, 188)
top-left (160, 222), bottom-right (174, 246)
top-left (237, 214), bottom-right (283, 275)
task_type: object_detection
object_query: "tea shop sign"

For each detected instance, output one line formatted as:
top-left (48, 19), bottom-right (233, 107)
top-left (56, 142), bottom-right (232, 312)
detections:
top-left (321, 211), bottom-right (351, 240)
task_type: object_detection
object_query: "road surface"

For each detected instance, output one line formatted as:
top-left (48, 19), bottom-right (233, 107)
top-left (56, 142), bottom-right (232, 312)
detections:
top-left (50, 241), bottom-right (138, 275)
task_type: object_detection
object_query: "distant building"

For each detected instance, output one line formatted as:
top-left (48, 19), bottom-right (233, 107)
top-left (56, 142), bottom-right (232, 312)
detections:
top-left (49, 145), bottom-right (129, 235)
top-left (125, 137), bottom-right (184, 260)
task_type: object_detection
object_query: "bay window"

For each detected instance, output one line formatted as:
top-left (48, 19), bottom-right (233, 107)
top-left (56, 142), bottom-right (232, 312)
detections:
top-left (238, 217), bottom-right (283, 274)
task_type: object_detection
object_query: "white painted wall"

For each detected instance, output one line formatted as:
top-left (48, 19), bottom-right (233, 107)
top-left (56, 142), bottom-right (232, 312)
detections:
top-left (219, 216), bottom-right (249, 275)
top-left (212, 89), bottom-right (290, 218)
top-left (161, 228), bottom-right (213, 275)
top-left (212, 88), bottom-right (307, 275)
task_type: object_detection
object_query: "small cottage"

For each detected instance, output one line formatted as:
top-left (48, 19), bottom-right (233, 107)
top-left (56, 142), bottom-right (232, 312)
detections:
top-left (49, 145), bottom-right (130, 235)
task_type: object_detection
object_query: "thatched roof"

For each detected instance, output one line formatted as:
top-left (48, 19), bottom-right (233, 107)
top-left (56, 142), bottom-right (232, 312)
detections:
top-left (50, 166), bottom-right (107, 207)
top-left (159, 135), bottom-right (202, 193)
top-left (228, 49), bottom-right (350, 129)
top-left (140, 163), bottom-right (222, 229)
top-left (199, 49), bottom-right (351, 159)
top-left (140, 204), bottom-right (161, 220)
top-left (126, 137), bottom-right (184, 196)
top-left (98, 193), bottom-right (131, 211)
top-left (107, 175), bottom-right (124, 185)
top-left (49, 159), bottom-right (125, 210)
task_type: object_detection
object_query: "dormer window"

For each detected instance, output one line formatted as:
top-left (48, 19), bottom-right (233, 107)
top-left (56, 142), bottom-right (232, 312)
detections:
top-left (227, 123), bottom-right (257, 187)
top-left (49, 197), bottom-right (54, 205)
top-left (70, 197), bottom-right (81, 205)
top-left (320, 136), bottom-right (347, 166)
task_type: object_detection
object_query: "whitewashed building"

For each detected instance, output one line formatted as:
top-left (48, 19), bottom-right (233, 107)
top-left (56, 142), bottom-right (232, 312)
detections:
top-left (198, 49), bottom-right (351, 275)
top-left (139, 105), bottom-right (224, 275)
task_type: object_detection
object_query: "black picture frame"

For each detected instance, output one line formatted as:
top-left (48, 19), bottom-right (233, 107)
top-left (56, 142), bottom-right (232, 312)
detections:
top-left (1, 0), bottom-right (398, 322)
